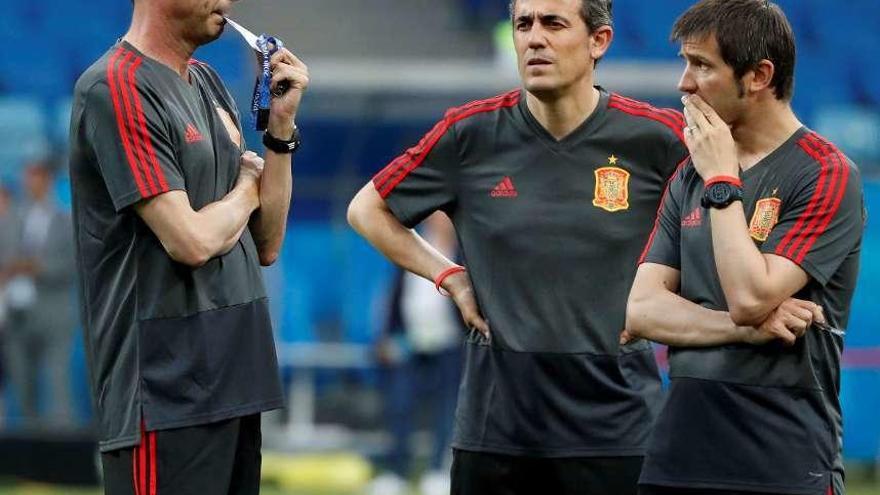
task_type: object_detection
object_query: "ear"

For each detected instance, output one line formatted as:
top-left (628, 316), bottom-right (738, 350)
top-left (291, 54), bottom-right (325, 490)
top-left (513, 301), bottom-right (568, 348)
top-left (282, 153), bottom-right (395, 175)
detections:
top-left (745, 59), bottom-right (775, 95)
top-left (589, 25), bottom-right (613, 61)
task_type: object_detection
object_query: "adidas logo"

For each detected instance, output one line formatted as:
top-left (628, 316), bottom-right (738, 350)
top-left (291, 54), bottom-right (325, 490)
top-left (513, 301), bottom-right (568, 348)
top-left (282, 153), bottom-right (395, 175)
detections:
top-left (490, 176), bottom-right (518, 198)
top-left (184, 123), bottom-right (204, 144)
top-left (681, 207), bottom-right (702, 228)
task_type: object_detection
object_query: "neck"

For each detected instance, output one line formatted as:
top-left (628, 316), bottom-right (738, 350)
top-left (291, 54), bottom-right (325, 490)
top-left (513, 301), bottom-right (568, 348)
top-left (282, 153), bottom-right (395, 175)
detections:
top-left (123, 4), bottom-right (195, 79)
top-left (525, 80), bottom-right (599, 141)
top-left (732, 96), bottom-right (802, 171)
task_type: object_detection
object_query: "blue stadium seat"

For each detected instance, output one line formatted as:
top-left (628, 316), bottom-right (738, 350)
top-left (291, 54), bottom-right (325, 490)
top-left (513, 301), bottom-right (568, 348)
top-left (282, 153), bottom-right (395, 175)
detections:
top-left (813, 106), bottom-right (880, 166)
top-left (340, 227), bottom-right (395, 345)
top-left (792, 51), bottom-right (856, 123)
top-left (615, 0), bottom-right (693, 59)
top-left (845, 182), bottom-right (880, 348)
top-left (0, 97), bottom-right (49, 182)
top-left (264, 254), bottom-right (317, 344)
top-left (0, 34), bottom-right (69, 98)
top-left (841, 370), bottom-right (880, 460)
top-left (280, 223), bottom-right (345, 340)
top-left (774, 0), bottom-right (820, 49)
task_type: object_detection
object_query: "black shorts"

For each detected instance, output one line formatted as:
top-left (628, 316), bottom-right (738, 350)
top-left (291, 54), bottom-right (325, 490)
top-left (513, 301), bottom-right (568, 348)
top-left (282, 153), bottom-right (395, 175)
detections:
top-left (101, 414), bottom-right (262, 495)
top-left (640, 485), bottom-right (835, 495)
top-left (451, 449), bottom-right (643, 495)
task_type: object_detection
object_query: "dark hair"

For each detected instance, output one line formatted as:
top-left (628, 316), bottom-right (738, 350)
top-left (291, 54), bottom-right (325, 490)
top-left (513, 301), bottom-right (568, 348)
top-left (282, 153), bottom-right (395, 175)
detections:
top-left (672, 0), bottom-right (796, 100)
top-left (509, 0), bottom-right (613, 33)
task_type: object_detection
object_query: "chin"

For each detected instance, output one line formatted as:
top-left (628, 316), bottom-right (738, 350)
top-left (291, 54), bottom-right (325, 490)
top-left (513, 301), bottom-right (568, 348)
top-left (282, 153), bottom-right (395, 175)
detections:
top-left (199, 23), bottom-right (225, 44)
top-left (523, 79), bottom-right (562, 98)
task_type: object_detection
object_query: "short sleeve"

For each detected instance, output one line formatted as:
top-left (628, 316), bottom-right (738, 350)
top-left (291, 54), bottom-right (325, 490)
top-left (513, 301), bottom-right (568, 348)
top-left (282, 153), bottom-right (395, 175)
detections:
top-left (82, 78), bottom-right (185, 212)
top-left (761, 157), bottom-right (865, 285)
top-left (640, 161), bottom-right (688, 268)
top-left (372, 118), bottom-right (459, 228)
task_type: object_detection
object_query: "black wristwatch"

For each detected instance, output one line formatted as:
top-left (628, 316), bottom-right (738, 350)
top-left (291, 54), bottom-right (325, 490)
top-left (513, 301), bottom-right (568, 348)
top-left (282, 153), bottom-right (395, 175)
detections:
top-left (262, 125), bottom-right (301, 154)
top-left (701, 181), bottom-right (744, 209)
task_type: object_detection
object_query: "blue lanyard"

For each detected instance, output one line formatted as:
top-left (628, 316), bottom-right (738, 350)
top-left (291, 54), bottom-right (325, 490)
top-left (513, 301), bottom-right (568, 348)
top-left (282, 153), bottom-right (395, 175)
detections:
top-left (252, 35), bottom-right (285, 131)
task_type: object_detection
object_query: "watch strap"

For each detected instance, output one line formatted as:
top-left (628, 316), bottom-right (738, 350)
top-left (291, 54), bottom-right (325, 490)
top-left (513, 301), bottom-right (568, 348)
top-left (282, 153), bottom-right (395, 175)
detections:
top-left (263, 126), bottom-right (301, 154)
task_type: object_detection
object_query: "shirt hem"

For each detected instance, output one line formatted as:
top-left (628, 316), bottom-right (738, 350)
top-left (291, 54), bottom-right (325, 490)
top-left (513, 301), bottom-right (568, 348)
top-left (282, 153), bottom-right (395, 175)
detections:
top-left (98, 434), bottom-right (141, 453)
top-left (145, 397), bottom-right (285, 432)
top-left (452, 441), bottom-right (645, 458)
top-left (639, 476), bottom-right (827, 495)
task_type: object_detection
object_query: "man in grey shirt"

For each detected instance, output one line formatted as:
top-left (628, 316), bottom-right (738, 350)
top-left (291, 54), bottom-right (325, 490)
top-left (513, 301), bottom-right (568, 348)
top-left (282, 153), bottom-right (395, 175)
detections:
top-left (349, 0), bottom-right (688, 493)
top-left (625, 1), bottom-right (864, 494)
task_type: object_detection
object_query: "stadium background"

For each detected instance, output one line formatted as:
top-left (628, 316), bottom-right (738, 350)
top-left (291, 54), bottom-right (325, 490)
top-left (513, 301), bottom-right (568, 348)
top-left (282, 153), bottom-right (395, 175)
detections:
top-left (0, 0), bottom-right (877, 493)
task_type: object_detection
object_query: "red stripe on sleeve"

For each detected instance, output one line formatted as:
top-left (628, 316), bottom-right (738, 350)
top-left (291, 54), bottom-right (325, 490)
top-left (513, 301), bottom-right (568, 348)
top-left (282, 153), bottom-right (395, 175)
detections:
top-left (792, 137), bottom-right (850, 263)
top-left (786, 133), bottom-right (841, 258)
top-left (374, 117), bottom-right (450, 196)
top-left (128, 58), bottom-right (170, 194)
top-left (775, 133), bottom-right (831, 256)
top-left (374, 90), bottom-right (521, 198)
top-left (609, 100), bottom-right (685, 140)
top-left (121, 56), bottom-right (159, 196)
top-left (107, 48), bottom-right (149, 198)
top-left (374, 92), bottom-right (520, 193)
top-left (373, 154), bottom-right (411, 192)
top-left (608, 96), bottom-right (685, 143)
top-left (117, 52), bottom-right (156, 196)
top-left (638, 156), bottom-right (690, 264)
top-left (785, 134), bottom-right (842, 262)
top-left (611, 94), bottom-right (685, 128)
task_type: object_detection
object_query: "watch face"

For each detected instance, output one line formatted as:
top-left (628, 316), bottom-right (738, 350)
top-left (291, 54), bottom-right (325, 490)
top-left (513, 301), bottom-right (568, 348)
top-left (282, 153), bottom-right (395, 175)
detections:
top-left (710, 183), bottom-right (733, 203)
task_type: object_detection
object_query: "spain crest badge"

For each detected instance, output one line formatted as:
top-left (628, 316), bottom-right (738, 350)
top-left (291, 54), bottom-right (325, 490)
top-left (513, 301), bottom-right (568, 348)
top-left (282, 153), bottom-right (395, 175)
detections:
top-left (593, 164), bottom-right (630, 212)
top-left (749, 197), bottom-right (782, 242)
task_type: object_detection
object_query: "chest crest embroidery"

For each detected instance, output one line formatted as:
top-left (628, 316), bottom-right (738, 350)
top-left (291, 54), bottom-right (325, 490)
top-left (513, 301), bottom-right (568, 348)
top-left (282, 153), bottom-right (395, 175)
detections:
top-left (749, 197), bottom-right (782, 242)
top-left (593, 156), bottom-right (630, 212)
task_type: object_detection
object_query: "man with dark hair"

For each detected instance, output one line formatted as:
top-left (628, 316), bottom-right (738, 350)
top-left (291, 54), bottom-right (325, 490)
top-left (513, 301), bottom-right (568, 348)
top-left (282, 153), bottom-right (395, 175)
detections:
top-left (348, 0), bottom-right (687, 493)
top-left (624, 1), bottom-right (864, 494)
top-left (69, 0), bottom-right (309, 492)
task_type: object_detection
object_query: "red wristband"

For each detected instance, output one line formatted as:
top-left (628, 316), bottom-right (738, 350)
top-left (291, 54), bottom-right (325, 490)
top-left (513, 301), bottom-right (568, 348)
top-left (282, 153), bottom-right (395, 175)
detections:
top-left (704, 175), bottom-right (743, 188)
top-left (434, 266), bottom-right (467, 296)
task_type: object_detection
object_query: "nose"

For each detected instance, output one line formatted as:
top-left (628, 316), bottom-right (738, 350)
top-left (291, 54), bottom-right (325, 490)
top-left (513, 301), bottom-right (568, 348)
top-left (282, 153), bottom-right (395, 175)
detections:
top-left (677, 67), bottom-right (697, 94)
top-left (526, 25), bottom-right (547, 49)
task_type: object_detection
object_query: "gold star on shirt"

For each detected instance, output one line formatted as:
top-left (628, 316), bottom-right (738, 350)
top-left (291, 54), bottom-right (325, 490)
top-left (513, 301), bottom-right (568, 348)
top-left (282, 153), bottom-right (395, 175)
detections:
top-left (772, 187), bottom-right (779, 196)
top-left (608, 155), bottom-right (618, 165)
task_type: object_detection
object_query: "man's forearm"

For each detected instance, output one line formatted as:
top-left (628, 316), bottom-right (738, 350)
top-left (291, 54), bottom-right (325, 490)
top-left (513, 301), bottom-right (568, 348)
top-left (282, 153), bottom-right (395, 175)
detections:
top-left (193, 184), bottom-right (259, 261)
top-left (250, 148), bottom-right (293, 266)
top-left (709, 204), bottom-right (791, 323)
top-left (136, 183), bottom-right (259, 267)
top-left (347, 185), bottom-right (455, 282)
top-left (626, 289), bottom-right (751, 347)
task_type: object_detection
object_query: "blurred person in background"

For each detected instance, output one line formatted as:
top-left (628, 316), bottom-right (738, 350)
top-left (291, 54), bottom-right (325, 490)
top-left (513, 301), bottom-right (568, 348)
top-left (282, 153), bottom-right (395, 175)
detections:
top-left (0, 184), bottom-right (15, 429)
top-left (3, 161), bottom-right (76, 428)
top-left (624, 1), bottom-right (865, 494)
top-left (369, 212), bottom-right (463, 495)
top-left (348, 0), bottom-right (690, 493)
top-left (68, 0), bottom-right (308, 492)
